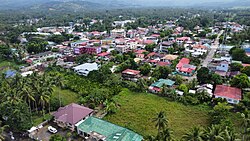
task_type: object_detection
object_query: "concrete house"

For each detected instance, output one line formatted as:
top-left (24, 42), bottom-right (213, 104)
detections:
top-left (53, 103), bottom-right (93, 130)
top-left (214, 85), bottom-right (242, 104)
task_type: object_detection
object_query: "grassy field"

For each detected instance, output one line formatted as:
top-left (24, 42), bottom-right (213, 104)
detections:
top-left (52, 87), bottom-right (79, 105)
top-left (104, 89), bottom-right (211, 139)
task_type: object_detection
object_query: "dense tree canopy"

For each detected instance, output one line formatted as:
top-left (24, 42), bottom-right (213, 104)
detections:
top-left (152, 66), bottom-right (172, 79)
top-left (197, 67), bottom-right (211, 84)
top-left (230, 73), bottom-right (250, 88)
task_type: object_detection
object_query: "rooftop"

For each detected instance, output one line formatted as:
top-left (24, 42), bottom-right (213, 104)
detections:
top-left (53, 103), bottom-right (93, 125)
top-left (77, 117), bottom-right (143, 141)
top-left (151, 79), bottom-right (175, 88)
top-left (122, 69), bottom-right (140, 75)
top-left (214, 85), bottom-right (242, 100)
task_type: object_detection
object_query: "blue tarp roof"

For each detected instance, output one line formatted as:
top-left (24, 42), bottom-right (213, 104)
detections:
top-left (5, 70), bottom-right (17, 78)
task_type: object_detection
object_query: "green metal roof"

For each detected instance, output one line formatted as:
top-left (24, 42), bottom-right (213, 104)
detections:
top-left (73, 40), bottom-right (89, 44)
top-left (77, 117), bottom-right (143, 141)
top-left (150, 79), bottom-right (175, 88)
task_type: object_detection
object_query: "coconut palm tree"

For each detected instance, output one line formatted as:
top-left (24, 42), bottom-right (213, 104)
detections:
top-left (51, 73), bottom-right (65, 107)
top-left (145, 135), bottom-right (157, 141)
top-left (182, 126), bottom-right (204, 141)
top-left (241, 113), bottom-right (250, 141)
top-left (104, 99), bottom-right (117, 114)
top-left (223, 126), bottom-right (240, 141)
top-left (204, 124), bottom-right (225, 141)
top-left (158, 128), bottom-right (174, 141)
top-left (153, 111), bottom-right (169, 135)
top-left (20, 82), bottom-right (35, 124)
top-left (0, 120), bottom-right (9, 141)
top-left (160, 84), bottom-right (169, 97)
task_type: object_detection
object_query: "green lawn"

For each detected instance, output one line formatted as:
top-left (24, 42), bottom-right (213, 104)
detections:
top-left (33, 113), bottom-right (53, 126)
top-left (52, 87), bottom-right (79, 105)
top-left (104, 89), bottom-right (211, 139)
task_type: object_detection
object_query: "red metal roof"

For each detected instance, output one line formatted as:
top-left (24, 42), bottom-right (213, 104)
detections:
top-left (149, 59), bottom-right (159, 63)
top-left (242, 64), bottom-right (250, 67)
top-left (135, 50), bottom-right (147, 54)
top-left (157, 61), bottom-right (171, 66)
top-left (176, 58), bottom-right (190, 68)
top-left (193, 44), bottom-right (207, 49)
top-left (151, 34), bottom-right (160, 37)
top-left (214, 85), bottom-right (242, 100)
top-left (146, 52), bottom-right (156, 58)
top-left (98, 52), bottom-right (110, 57)
top-left (122, 69), bottom-right (140, 75)
top-left (143, 40), bottom-right (154, 45)
top-left (149, 86), bottom-right (161, 92)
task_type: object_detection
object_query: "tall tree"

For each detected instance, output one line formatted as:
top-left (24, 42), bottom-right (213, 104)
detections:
top-left (197, 67), bottom-right (211, 84)
top-left (241, 113), bottom-right (250, 141)
top-left (182, 127), bottom-right (204, 141)
top-left (152, 111), bottom-right (169, 135)
top-left (0, 121), bottom-right (9, 141)
top-left (204, 125), bottom-right (225, 141)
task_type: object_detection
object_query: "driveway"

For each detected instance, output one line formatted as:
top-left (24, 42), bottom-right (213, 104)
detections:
top-left (28, 122), bottom-right (71, 141)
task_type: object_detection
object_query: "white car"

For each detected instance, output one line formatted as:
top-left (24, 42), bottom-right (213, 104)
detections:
top-left (48, 126), bottom-right (57, 134)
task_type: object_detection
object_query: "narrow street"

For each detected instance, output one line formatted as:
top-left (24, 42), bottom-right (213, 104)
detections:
top-left (201, 30), bottom-right (224, 67)
top-left (186, 30), bottom-right (224, 81)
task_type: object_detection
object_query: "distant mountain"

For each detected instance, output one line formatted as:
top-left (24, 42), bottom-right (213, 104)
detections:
top-left (0, 0), bottom-right (249, 10)
top-left (192, 0), bottom-right (250, 8)
top-left (0, 0), bottom-right (129, 11)
top-left (30, 1), bottom-right (103, 12)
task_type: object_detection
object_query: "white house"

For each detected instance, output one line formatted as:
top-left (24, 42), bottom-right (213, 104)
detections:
top-left (214, 85), bottom-right (242, 104)
top-left (73, 63), bottom-right (99, 76)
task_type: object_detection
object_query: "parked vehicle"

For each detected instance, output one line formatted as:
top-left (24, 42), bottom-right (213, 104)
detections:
top-left (48, 126), bottom-right (57, 133)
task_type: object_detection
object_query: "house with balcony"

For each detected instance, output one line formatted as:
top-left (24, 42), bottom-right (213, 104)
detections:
top-left (122, 69), bottom-right (141, 81)
top-left (176, 37), bottom-right (190, 44)
top-left (110, 29), bottom-right (126, 38)
top-left (208, 59), bottom-right (230, 77)
top-left (160, 41), bottom-right (174, 52)
top-left (115, 45), bottom-right (129, 53)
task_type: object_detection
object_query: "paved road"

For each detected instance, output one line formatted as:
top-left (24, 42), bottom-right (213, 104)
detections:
top-left (185, 30), bottom-right (224, 81)
top-left (201, 30), bottom-right (224, 68)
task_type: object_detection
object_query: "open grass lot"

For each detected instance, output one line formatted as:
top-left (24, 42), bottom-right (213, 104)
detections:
top-left (52, 87), bottom-right (79, 105)
top-left (104, 89), bottom-right (211, 139)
